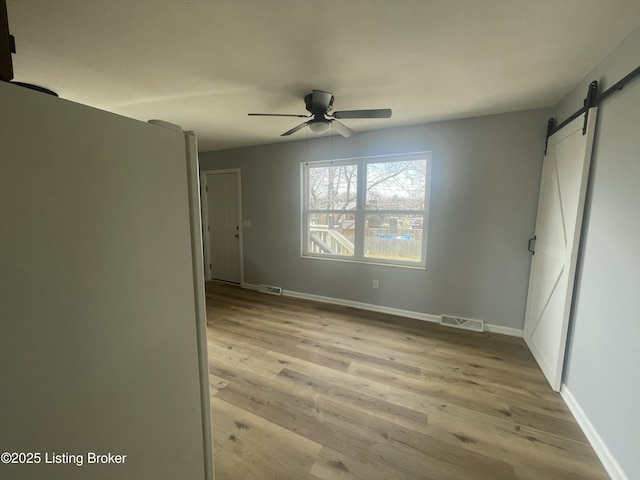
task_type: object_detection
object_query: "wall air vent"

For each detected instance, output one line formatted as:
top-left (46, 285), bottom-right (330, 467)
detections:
top-left (257, 284), bottom-right (283, 296)
top-left (440, 315), bottom-right (484, 332)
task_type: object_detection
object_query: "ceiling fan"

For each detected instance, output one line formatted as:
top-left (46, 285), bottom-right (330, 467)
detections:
top-left (248, 90), bottom-right (392, 138)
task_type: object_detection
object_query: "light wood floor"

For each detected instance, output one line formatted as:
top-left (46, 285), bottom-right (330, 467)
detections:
top-left (206, 281), bottom-right (608, 480)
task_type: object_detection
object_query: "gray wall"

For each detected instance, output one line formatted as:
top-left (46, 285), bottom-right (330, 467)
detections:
top-left (200, 108), bottom-right (550, 330)
top-left (557, 26), bottom-right (640, 478)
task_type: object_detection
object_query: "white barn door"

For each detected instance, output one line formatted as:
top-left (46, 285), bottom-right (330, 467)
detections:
top-left (524, 109), bottom-right (598, 392)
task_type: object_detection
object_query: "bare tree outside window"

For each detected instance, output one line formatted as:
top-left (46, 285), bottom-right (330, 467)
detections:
top-left (366, 160), bottom-right (427, 210)
top-left (308, 164), bottom-right (357, 210)
top-left (303, 153), bottom-right (431, 267)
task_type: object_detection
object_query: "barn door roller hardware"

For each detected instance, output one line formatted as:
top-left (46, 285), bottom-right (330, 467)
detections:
top-left (544, 80), bottom-right (598, 154)
top-left (0, 0), bottom-right (58, 95)
top-left (544, 118), bottom-right (555, 155)
top-left (0, 0), bottom-right (14, 81)
top-left (545, 64), bottom-right (640, 148)
top-left (582, 80), bottom-right (599, 134)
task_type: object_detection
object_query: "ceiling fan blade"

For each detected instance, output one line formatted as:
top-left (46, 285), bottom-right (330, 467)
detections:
top-left (249, 113), bottom-right (310, 118)
top-left (281, 121), bottom-right (310, 136)
top-left (330, 120), bottom-right (355, 138)
top-left (332, 108), bottom-right (392, 119)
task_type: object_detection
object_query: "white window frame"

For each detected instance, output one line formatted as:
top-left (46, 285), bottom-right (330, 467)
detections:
top-left (301, 152), bottom-right (431, 269)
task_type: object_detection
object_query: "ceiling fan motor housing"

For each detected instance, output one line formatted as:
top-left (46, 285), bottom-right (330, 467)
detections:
top-left (304, 90), bottom-right (334, 114)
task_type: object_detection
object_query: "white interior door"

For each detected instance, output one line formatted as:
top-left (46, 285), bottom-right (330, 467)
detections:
top-left (203, 171), bottom-right (242, 283)
top-left (524, 109), bottom-right (598, 391)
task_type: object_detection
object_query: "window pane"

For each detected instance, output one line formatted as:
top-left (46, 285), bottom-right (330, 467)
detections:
top-left (365, 214), bottom-right (423, 261)
top-left (308, 163), bottom-right (358, 210)
top-left (307, 212), bottom-right (355, 257)
top-left (366, 159), bottom-right (426, 210)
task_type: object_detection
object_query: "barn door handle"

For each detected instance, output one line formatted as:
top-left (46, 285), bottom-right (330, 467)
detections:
top-left (528, 236), bottom-right (536, 255)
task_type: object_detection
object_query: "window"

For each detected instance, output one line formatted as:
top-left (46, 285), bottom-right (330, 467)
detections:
top-left (302, 152), bottom-right (431, 268)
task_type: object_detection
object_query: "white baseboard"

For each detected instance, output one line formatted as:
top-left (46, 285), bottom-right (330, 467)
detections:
top-left (561, 385), bottom-right (628, 480)
top-left (483, 324), bottom-right (523, 337)
top-left (242, 283), bottom-right (522, 337)
top-left (283, 288), bottom-right (442, 324)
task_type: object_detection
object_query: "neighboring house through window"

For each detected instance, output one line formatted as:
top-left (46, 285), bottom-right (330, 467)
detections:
top-left (301, 152), bottom-right (431, 268)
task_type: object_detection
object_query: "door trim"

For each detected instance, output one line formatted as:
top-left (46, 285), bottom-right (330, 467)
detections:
top-left (200, 168), bottom-right (243, 285)
top-left (184, 134), bottom-right (215, 480)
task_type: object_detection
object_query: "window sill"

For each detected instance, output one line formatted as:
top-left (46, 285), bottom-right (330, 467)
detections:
top-left (300, 253), bottom-right (426, 270)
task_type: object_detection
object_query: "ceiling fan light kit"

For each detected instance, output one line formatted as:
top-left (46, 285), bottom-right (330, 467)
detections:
top-left (249, 90), bottom-right (392, 138)
top-left (308, 118), bottom-right (331, 134)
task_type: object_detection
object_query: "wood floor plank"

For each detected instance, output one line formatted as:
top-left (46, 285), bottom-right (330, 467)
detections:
top-left (205, 282), bottom-right (609, 480)
top-left (314, 395), bottom-right (517, 480)
top-left (213, 324), bottom-right (352, 372)
top-left (277, 367), bottom-right (424, 431)
top-left (207, 334), bottom-right (284, 379)
top-left (212, 396), bottom-right (323, 479)
top-left (265, 350), bottom-right (391, 399)
top-left (310, 445), bottom-right (404, 480)
top-left (296, 337), bottom-right (423, 377)
top-left (348, 361), bottom-right (515, 421)
top-left (423, 408), bottom-right (607, 479)
top-left (208, 372), bottom-right (230, 396)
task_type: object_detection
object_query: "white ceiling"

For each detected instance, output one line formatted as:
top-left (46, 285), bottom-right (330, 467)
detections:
top-left (7, 1), bottom-right (640, 151)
